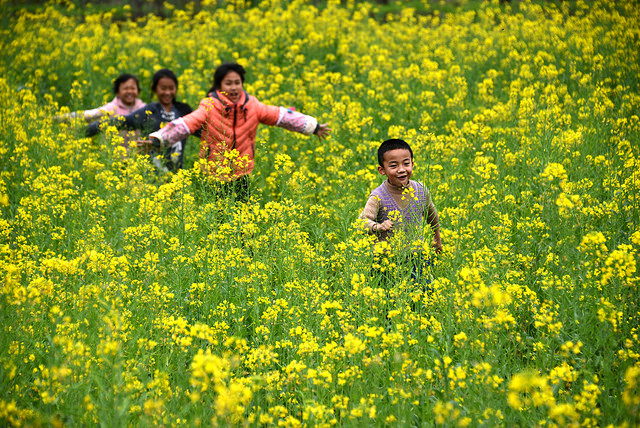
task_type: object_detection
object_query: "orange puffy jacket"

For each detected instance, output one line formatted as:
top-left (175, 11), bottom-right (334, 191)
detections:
top-left (183, 90), bottom-right (280, 180)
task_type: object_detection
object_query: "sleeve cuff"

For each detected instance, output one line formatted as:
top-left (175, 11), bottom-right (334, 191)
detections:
top-left (275, 107), bottom-right (317, 136)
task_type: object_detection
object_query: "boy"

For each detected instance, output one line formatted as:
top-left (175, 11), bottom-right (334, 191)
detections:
top-left (359, 138), bottom-right (442, 285)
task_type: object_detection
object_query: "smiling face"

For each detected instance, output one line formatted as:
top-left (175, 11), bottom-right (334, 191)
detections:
top-left (154, 76), bottom-right (177, 109)
top-left (219, 71), bottom-right (243, 104)
top-left (378, 148), bottom-right (413, 187)
top-left (116, 78), bottom-right (139, 107)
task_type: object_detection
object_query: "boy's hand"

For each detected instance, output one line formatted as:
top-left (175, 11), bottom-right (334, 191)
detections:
top-left (432, 230), bottom-right (443, 254)
top-left (375, 220), bottom-right (393, 233)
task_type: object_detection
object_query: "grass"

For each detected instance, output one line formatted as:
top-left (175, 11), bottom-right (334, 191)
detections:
top-left (0, 0), bottom-right (639, 426)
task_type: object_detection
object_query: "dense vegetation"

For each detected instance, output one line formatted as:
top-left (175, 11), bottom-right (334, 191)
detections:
top-left (1, 0), bottom-right (639, 425)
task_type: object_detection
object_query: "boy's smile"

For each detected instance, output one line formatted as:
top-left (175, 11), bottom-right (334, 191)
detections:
top-left (378, 148), bottom-right (413, 188)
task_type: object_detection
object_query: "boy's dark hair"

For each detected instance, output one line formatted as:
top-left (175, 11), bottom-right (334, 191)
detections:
top-left (151, 69), bottom-right (178, 92)
top-left (210, 62), bottom-right (246, 93)
top-left (113, 73), bottom-right (140, 94)
top-left (378, 138), bottom-right (413, 166)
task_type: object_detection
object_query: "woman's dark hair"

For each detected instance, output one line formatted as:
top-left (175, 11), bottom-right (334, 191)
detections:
top-left (378, 139), bottom-right (413, 166)
top-left (209, 62), bottom-right (246, 93)
top-left (113, 73), bottom-right (140, 94)
top-left (151, 68), bottom-right (178, 92)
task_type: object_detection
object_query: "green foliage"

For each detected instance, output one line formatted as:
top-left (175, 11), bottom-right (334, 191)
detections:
top-left (1, 0), bottom-right (639, 426)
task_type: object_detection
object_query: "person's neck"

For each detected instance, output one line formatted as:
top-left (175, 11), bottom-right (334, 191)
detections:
top-left (218, 90), bottom-right (241, 105)
top-left (117, 97), bottom-right (135, 108)
top-left (385, 179), bottom-right (408, 192)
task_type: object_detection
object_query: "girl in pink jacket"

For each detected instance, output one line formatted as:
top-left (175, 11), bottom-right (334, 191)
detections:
top-left (62, 73), bottom-right (146, 121)
top-left (149, 62), bottom-right (330, 195)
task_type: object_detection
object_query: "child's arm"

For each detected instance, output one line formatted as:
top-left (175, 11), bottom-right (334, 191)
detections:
top-left (149, 100), bottom-right (208, 147)
top-left (359, 196), bottom-right (393, 234)
top-left (276, 108), bottom-right (331, 139)
top-left (256, 100), bottom-right (331, 140)
top-left (86, 106), bottom-right (148, 137)
top-left (82, 101), bottom-right (116, 122)
top-left (427, 203), bottom-right (442, 254)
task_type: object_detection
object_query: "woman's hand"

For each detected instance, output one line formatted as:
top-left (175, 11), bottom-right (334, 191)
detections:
top-left (134, 139), bottom-right (152, 154)
top-left (135, 138), bottom-right (163, 154)
top-left (316, 123), bottom-right (331, 140)
top-left (54, 112), bottom-right (76, 122)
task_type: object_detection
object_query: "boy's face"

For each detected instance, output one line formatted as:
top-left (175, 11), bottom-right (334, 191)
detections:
top-left (378, 148), bottom-right (413, 187)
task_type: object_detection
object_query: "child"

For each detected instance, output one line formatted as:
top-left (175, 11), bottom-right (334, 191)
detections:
top-left (59, 73), bottom-right (146, 122)
top-left (86, 69), bottom-right (195, 172)
top-left (146, 62), bottom-right (331, 200)
top-left (358, 138), bottom-right (442, 286)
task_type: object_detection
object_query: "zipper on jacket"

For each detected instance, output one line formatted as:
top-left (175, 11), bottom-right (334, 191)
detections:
top-left (231, 105), bottom-right (237, 149)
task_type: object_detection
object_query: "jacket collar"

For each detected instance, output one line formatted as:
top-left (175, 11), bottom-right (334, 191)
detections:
top-left (210, 90), bottom-right (250, 111)
top-left (113, 96), bottom-right (141, 113)
top-left (384, 179), bottom-right (411, 194)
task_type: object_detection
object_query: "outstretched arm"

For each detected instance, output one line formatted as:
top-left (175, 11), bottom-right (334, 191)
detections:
top-left (82, 102), bottom-right (116, 122)
top-left (86, 107), bottom-right (148, 137)
top-left (149, 101), bottom-right (209, 146)
top-left (149, 117), bottom-right (191, 147)
top-left (275, 107), bottom-right (331, 139)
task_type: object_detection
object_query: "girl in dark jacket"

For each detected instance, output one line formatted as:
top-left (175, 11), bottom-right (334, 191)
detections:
top-left (87, 69), bottom-right (196, 171)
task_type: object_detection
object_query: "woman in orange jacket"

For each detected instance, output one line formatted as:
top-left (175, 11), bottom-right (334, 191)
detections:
top-left (148, 62), bottom-right (330, 197)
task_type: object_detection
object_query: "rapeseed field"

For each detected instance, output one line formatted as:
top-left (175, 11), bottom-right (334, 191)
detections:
top-left (1, 0), bottom-right (639, 425)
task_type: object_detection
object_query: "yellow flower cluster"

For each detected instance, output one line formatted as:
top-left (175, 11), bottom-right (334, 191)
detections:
top-left (1, 0), bottom-right (639, 426)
